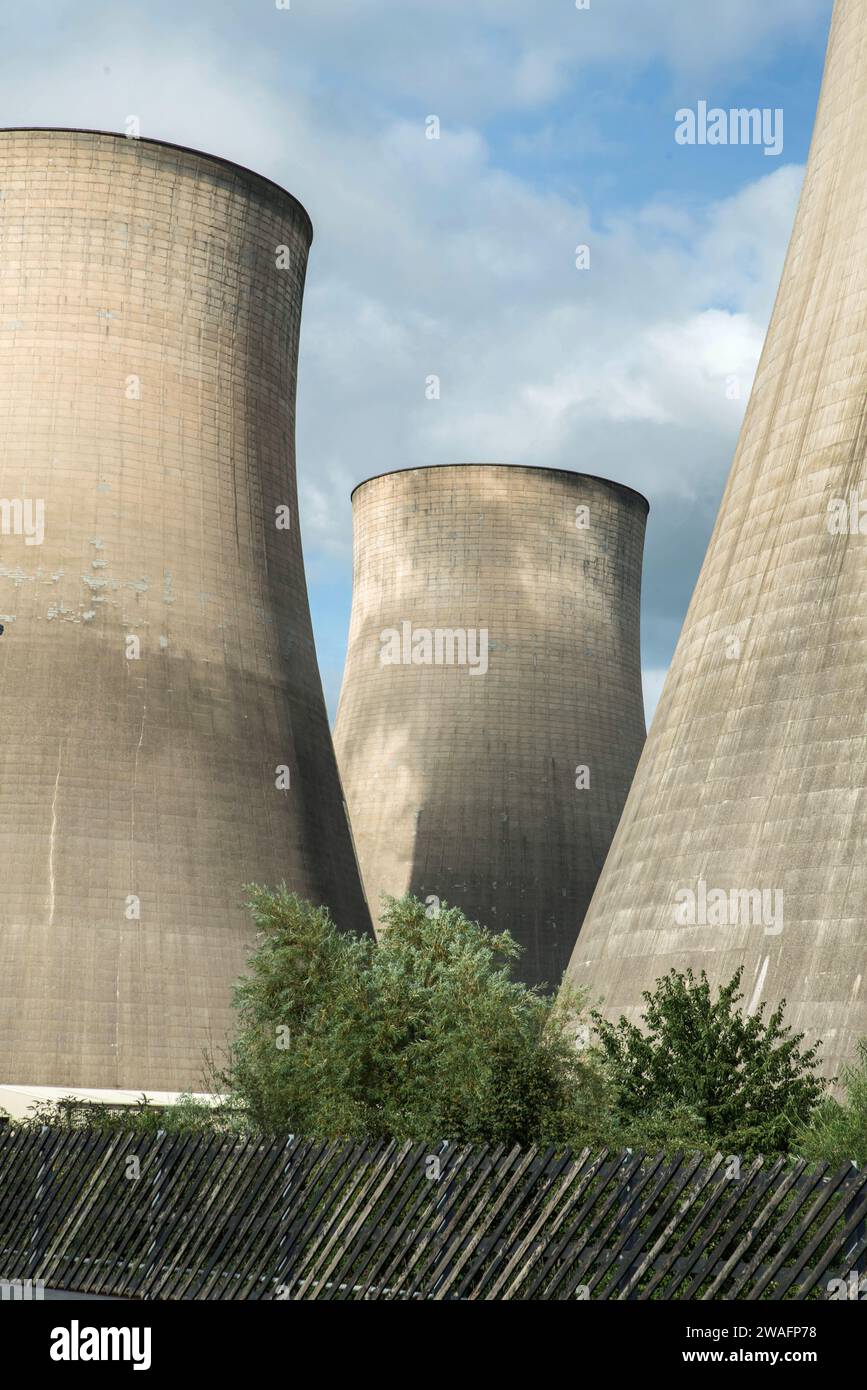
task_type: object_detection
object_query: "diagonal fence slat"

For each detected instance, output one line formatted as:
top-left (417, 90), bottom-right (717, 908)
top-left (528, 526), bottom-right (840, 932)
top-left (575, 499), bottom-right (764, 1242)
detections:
top-left (499, 1147), bottom-right (598, 1300)
top-left (510, 1146), bottom-right (615, 1299)
top-left (702, 1157), bottom-right (809, 1301)
top-left (673, 1155), bottom-right (771, 1299)
top-left (112, 1130), bottom-right (208, 1300)
top-left (768, 1169), bottom-right (867, 1301)
top-left (176, 1135), bottom-right (282, 1301)
top-left (620, 1151), bottom-right (726, 1300)
top-left (236, 1137), bottom-right (329, 1301)
top-left (0, 1126), bottom-right (861, 1300)
top-left (691, 1156), bottom-right (792, 1300)
top-left (376, 1142), bottom-right (495, 1301)
top-left (745, 1164), bottom-right (857, 1301)
top-left (461, 1145), bottom-right (565, 1300)
top-left (541, 1149), bottom-right (648, 1299)
top-left (432, 1144), bottom-right (535, 1300)
top-left (328, 1141), bottom-right (430, 1300)
top-left (606, 1151), bottom-right (706, 1300)
top-left (131, 1132), bottom-right (237, 1300)
top-left (309, 1139), bottom-right (413, 1300)
top-left (480, 1147), bottom-right (592, 1301)
top-left (266, 1139), bottom-right (353, 1299)
top-left (292, 1138), bottom-right (393, 1298)
top-left (787, 1184), bottom-right (867, 1301)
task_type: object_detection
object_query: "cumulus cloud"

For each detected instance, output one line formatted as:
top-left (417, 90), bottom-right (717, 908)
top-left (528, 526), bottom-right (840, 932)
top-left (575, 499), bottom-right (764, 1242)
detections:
top-left (0, 0), bottom-right (823, 713)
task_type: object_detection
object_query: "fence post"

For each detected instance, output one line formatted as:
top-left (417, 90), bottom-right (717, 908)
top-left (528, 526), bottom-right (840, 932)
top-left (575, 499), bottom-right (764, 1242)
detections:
top-left (843, 1162), bottom-right (865, 1281)
top-left (428, 1142), bottom-right (462, 1300)
top-left (143, 1130), bottom-right (168, 1289)
top-left (32, 1126), bottom-right (51, 1276)
top-left (274, 1134), bottom-right (297, 1299)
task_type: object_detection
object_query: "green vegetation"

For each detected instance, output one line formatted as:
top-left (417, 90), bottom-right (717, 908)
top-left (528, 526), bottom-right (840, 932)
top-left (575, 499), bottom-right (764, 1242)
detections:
top-left (593, 967), bottom-right (826, 1157)
top-left (18, 1092), bottom-right (240, 1136)
top-left (18, 890), bottom-right (860, 1166)
top-left (225, 888), bottom-right (607, 1147)
top-left (794, 1040), bottom-right (867, 1166)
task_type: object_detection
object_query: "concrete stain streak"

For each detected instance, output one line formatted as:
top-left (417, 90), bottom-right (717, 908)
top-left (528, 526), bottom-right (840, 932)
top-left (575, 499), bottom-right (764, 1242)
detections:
top-left (747, 957), bottom-right (770, 1017)
top-left (48, 745), bottom-right (62, 928)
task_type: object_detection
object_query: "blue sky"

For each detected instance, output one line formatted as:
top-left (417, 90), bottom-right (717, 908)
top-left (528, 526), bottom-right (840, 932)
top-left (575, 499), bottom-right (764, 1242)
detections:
top-left (0, 0), bottom-right (835, 720)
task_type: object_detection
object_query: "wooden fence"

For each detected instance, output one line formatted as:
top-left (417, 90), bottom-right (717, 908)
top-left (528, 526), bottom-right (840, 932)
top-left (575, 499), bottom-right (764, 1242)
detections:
top-left (0, 1126), bottom-right (864, 1299)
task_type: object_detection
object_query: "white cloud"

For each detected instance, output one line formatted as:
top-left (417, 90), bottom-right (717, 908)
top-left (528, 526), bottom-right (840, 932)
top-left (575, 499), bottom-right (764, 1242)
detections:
top-left (0, 1), bottom-right (833, 130)
top-left (0, 0), bottom-right (816, 681)
top-left (0, 30), bottom-right (798, 602)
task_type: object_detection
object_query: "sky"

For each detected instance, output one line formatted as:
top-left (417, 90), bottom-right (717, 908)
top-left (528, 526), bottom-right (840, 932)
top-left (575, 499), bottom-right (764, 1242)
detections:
top-left (0, 0), bottom-right (835, 722)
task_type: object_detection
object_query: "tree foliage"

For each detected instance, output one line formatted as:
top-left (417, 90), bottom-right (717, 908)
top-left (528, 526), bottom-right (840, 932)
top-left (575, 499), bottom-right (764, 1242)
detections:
top-left (592, 967), bottom-right (826, 1155)
top-left (12, 898), bottom-right (845, 1162)
top-left (223, 887), bottom-right (606, 1147)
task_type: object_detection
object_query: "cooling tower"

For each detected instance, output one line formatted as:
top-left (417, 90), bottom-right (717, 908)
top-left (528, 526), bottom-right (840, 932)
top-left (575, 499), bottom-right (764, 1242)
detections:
top-left (564, 0), bottom-right (867, 1078)
top-left (333, 464), bottom-right (648, 989)
top-left (0, 129), bottom-right (370, 1091)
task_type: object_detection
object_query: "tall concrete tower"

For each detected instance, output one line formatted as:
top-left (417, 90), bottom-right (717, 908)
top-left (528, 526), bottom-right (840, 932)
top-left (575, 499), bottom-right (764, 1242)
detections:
top-left (333, 464), bottom-right (648, 989)
top-left (0, 129), bottom-right (370, 1091)
top-left (564, 0), bottom-right (867, 1078)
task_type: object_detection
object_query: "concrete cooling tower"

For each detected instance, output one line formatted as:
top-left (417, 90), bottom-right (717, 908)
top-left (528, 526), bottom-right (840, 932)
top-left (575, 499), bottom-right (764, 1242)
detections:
top-left (333, 464), bottom-right (648, 990)
top-left (564, 0), bottom-right (867, 1079)
top-left (0, 129), bottom-right (370, 1091)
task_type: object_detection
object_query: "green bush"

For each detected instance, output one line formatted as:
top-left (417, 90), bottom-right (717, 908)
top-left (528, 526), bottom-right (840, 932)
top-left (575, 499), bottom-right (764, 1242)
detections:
top-left (16, 1092), bottom-right (238, 1136)
top-left (223, 887), bottom-right (608, 1147)
top-left (18, 892), bottom-right (852, 1164)
top-left (592, 967), bottom-right (827, 1156)
top-left (794, 1039), bottom-right (867, 1166)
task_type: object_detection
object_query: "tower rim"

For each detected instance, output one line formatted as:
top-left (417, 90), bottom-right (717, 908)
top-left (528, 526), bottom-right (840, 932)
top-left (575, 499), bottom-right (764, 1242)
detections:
top-left (350, 463), bottom-right (649, 513)
top-left (0, 126), bottom-right (314, 246)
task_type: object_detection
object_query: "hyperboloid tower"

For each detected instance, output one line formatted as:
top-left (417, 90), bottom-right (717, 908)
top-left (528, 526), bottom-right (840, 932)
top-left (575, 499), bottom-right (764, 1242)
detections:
top-left (564, 0), bottom-right (867, 1078)
top-left (0, 129), bottom-right (370, 1090)
top-left (334, 463), bottom-right (648, 989)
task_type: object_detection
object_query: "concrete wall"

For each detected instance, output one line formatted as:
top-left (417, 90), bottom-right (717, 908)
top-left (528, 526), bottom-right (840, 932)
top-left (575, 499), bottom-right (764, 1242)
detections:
top-left (563, 0), bottom-right (867, 1078)
top-left (0, 129), bottom-right (370, 1091)
top-left (334, 463), bottom-right (647, 990)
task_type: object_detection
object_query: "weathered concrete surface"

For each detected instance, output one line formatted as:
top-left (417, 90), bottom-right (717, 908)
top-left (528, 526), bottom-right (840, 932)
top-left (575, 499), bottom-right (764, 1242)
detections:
top-left (0, 129), bottom-right (370, 1091)
top-left (334, 464), bottom-right (647, 990)
top-left (564, 0), bottom-right (867, 1079)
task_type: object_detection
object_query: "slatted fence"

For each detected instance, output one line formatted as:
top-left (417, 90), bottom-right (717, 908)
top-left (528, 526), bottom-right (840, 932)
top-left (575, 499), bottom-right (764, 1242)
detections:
top-left (0, 1126), bottom-right (864, 1299)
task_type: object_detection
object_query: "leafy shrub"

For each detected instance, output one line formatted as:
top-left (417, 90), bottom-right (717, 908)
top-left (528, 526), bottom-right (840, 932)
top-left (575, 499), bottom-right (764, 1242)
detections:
top-left (16, 1092), bottom-right (238, 1135)
top-left (795, 1039), bottom-right (867, 1166)
top-left (223, 887), bottom-right (607, 1147)
top-left (592, 967), bottom-right (826, 1156)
